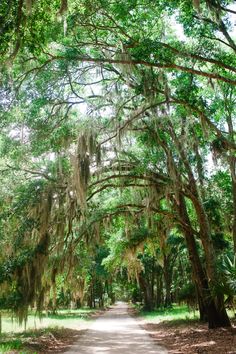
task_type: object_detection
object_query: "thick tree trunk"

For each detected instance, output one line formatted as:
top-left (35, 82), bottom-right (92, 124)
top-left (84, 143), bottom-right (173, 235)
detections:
top-left (139, 274), bottom-right (154, 311)
top-left (196, 287), bottom-right (208, 322)
top-left (168, 121), bottom-right (217, 285)
top-left (177, 193), bottom-right (231, 328)
top-left (171, 127), bottom-right (230, 327)
top-left (207, 297), bottom-right (230, 328)
top-left (189, 193), bottom-right (231, 327)
top-left (155, 123), bottom-right (231, 327)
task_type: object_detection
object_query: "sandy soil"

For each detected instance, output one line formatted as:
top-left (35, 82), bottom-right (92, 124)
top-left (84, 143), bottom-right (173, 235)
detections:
top-left (22, 305), bottom-right (236, 354)
top-left (24, 328), bottom-right (87, 353)
top-left (142, 319), bottom-right (236, 354)
top-left (63, 302), bottom-right (167, 354)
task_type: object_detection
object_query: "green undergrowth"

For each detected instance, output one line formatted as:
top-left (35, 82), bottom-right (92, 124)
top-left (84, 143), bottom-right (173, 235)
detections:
top-left (0, 307), bottom-right (100, 353)
top-left (0, 326), bottom-right (67, 353)
top-left (0, 338), bottom-right (24, 353)
top-left (138, 305), bottom-right (199, 324)
top-left (137, 304), bottom-right (236, 325)
top-left (0, 307), bottom-right (97, 334)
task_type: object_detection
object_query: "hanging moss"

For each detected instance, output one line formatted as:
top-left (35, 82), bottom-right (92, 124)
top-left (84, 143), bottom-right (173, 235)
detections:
top-left (70, 131), bottom-right (100, 210)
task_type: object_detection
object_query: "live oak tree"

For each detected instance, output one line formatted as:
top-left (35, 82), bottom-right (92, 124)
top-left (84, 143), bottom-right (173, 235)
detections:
top-left (0, 0), bottom-right (235, 329)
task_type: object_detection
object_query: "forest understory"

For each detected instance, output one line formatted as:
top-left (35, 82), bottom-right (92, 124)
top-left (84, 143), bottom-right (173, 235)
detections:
top-left (7, 309), bottom-right (235, 354)
top-left (134, 306), bottom-right (236, 354)
top-left (144, 319), bottom-right (236, 354)
top-left (0, 309), bottom-right (105, 353)
top-left (1, 0), bottom-right (236, 348)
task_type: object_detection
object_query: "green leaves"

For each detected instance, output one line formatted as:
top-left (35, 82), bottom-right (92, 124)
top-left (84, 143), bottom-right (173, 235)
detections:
top-left (0, 0), bottom-right (235, 324)
top-left (222, 256), bottom-right (236, 293)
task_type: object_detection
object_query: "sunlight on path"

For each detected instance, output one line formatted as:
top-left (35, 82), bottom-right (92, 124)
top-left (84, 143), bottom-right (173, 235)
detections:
top-left (64, 302), bottom-right (168, 354)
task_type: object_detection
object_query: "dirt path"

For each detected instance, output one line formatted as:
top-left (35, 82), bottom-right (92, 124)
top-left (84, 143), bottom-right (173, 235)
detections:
top-left (64, 302), bottom-right (168, 354)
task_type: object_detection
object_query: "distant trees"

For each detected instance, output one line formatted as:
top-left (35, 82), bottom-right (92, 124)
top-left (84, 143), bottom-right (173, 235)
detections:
top-left (0, 0), bottom-right (235, 328)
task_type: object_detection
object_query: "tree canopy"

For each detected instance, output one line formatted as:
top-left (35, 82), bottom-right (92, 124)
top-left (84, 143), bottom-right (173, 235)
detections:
top-left (0, 0), bottom-right (236, 329)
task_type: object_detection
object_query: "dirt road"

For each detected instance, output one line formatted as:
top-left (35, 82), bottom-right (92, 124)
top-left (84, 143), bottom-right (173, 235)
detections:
top-left (64, 302), bottom-right (168, 353)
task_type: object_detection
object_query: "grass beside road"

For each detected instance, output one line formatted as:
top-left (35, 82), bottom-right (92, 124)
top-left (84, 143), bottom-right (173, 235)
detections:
top-left (139, 305), bottom-right (199, 324)
top-left (0, 308), bottom-right (96, 333)
top-left (137, 304), bottom-right (235, 325)
top-left (0, 308), bottom-right (99, 353)
top-left (137, 305), bottom-right (236, 354)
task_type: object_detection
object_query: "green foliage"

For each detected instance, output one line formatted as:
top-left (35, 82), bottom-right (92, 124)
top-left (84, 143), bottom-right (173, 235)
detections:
top-left (139, 304), bottom-right (198, 322)
top-left (222, 256), bottom-right (236, 293)
top-left (0, 339), bottom-right (23, 352)
top-left (0, 0), bottom-right (235, 328)
top-left (177, 282), bottom-right (196, 304)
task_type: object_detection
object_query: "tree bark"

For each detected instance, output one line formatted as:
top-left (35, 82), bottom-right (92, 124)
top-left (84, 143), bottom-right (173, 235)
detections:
top-left (226, 111), bottom-right (236, 254)
top-left (232, 168), bottom-right (236, 254)
top-left (139, 273), bottom-right (154, 311)
top-left (167, 123), bottom-right (231, 328)
top-left (176, 192), bottom-right (231, 328)
top-left (163, 255), bottom-right (173, 308)
top-left (156, 273), bottom-right (163, 308)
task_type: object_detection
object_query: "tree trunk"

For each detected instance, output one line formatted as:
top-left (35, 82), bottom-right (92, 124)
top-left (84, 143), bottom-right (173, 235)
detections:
top-left (196, 287), bottom-right (208, 322)
top-left (188, 192), bottom-right (231, 328)
top-left (230, 158), bottom-right (236, 254)
top-left (156, 273), bottom-right (163, 308)
top-left (87, 282), bottom-right (94, 308)
top-left (153, 122), bottom-right (231, 327)
top-left (168, 124), bottom-right (231, 328)
top-left (163, 255), bottom-right (172, 308)
top-left (151, 258), bottom-right (155, 306)
top-left (106, 280), bottom-right (115, 304)
top-left (139, 273), bottom-right (154, 311)
top-left (226, 106), bottom-right (236, 254)
top-left (176, 193), bottom-right (231, 328)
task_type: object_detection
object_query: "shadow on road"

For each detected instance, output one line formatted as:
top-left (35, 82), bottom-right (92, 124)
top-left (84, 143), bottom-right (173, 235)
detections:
top-left (65, 303), bottom-right (167, 353)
